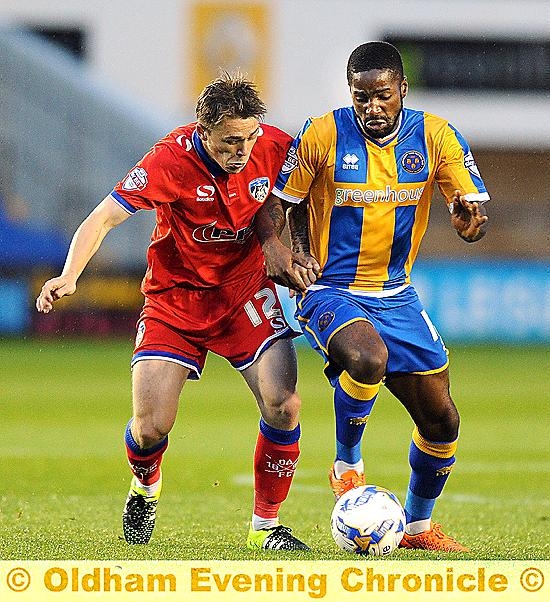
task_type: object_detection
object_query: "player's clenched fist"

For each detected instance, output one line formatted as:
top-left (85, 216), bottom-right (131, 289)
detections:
top-left (36, 276), bottom-right (77, 313)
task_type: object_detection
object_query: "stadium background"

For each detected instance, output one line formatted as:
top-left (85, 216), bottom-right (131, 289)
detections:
top-left (0, 0), bottom-right (550, 343)
top-left (0, 0), bottom-right (549, 340)
top-left (0, 0), bottom-right (549, 560)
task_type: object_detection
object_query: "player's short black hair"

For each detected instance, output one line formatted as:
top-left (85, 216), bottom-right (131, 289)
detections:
top-left (196, 70), bottom-right (267, 129)
top-left (347, 42), bottom-right (404, 84)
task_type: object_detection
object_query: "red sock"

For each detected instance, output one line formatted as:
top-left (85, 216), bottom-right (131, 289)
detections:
top-left (125, 444), bottom-right (166, 485)
top-left (124, 422), bottom-right (168, 485)
top-left (253, 431), bottom-right (300, 519)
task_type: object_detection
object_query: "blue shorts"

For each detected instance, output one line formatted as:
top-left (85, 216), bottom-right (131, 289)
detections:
top-left (295, 285), bottom-right (448, 386)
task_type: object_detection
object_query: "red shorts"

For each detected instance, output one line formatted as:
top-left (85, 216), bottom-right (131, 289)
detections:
top-left (132, 271), bottom-right (296, 379)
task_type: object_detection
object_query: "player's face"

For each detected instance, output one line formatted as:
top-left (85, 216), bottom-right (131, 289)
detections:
top-left (349, 69), bottom-right (408, 139)
top-left (198, 117), bottom-right (260, 173)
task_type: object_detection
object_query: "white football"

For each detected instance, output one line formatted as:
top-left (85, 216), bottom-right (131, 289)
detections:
top-left (330, 484), bottom-right (406, 556)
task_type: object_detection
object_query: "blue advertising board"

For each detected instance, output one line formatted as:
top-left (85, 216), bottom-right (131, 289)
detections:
top-left (2, 260), bottom-right (549, 342)
top-left (279, 259), bottom-right (550, 344)
top-left (0, 278), bottom-right (30, 334)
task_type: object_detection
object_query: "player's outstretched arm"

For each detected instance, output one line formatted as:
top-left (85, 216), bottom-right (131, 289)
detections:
top-left (255, 193), bottom-right (319, 292)
top-left (36, 196), bottom-right (130, 313)
top-left (450, 189), bottom-right (489, 243)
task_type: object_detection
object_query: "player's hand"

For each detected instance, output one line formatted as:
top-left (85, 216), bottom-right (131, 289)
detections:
top-left (36, 275), bottom-right (77, 313)
top-left (450, 189), bottom-right (488, 242)
top-left (290, 253), bottom-right (321, 295)
top-left (262, 238), bottom-right (318, 292)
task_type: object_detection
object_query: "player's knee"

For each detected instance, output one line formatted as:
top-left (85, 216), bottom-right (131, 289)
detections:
top-left (344, 346), bottom-right (387, 384)
top-left (261, 391), bottom-right (301, 430)
top-left (421, 404), bottom-right (460, 442)
top-left (132, 418), bottom-right (170, 449)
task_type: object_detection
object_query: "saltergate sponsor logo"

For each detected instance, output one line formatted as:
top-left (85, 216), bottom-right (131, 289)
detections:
top-left (334, 185), bottom-right (425, 206)
top-left (192, 220), bottom-right (253, 244)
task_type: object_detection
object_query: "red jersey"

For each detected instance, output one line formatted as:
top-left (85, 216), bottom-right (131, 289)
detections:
top-left (110, 122), bottom-right (291, 292)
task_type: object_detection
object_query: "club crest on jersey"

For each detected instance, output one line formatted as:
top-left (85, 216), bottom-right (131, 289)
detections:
top-left (122, 167), bottom-right (148, 191)
top-left (280, 146), bottom-right (298, 174)
top-left (401, 150), bottom-right (425, 174)
top-left (464, 151), bottom-right (481, 178)
top-left (318, 311), bottom-right (335, 332)
top-left (248, 177), bottom-right (270, 203)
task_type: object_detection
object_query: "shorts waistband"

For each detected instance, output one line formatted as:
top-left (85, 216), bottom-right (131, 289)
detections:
top-left (307, 283), bottom-right (410, 298)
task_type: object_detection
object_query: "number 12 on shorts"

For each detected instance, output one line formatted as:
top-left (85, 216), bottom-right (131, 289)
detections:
top-left (244, 287), bottom-right (287, 330)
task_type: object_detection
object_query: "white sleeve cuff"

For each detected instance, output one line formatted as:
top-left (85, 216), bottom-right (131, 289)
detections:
top-left (272, 188), bottom-right (304, 205)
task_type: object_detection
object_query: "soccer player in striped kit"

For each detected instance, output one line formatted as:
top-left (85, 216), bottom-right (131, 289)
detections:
top-left (257, 42), bottom-right (489, 551)
top-left (36, 72), bottom-right (310, 551)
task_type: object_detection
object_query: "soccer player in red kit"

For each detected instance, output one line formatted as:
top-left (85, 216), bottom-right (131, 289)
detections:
top-left (36, 72), bottom-right (310, 551)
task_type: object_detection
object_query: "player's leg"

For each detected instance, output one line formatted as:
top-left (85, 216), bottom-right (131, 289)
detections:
top-left (326, 320), bottom-right (387, 497)
top-left (385, 370), bottom-right (468, 551)
top-left (294, 288), bottom-right (387, 498)
top-left (376, 288), bottom-right (467, 551)
top-left (241, 337), bottom-right (309, 550)
top-left (127, 358), bottom-right (189, 488)
top-left (123, 358), bottom-right (189, 544)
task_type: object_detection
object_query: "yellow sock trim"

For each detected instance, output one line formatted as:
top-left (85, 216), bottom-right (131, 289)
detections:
top-left (412, 426), bottom-right (458, 459)
top-left (339, 371), bottom-right (381, 401)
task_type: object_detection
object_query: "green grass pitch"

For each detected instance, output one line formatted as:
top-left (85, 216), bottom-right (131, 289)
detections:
top-left (1, 338), bottom-right (549, 560)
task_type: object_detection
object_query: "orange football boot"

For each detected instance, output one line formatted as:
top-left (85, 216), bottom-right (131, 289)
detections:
top-left (329, 465), bottom-right (366, 500)
top-left (400, 522), bottom-right (469, 552)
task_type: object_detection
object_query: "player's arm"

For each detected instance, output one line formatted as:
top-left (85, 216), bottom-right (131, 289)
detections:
top-left (255, 193), bottom-right (320, 292)
top-left (450, 189), bottom-right (488, 242)
top-left (436, 125), bottom-right (490, 243)
top-left (287, 199), bottom-right (320, 291)
top-left (36, 196), bottom-right (131, 313)
top-left (288, 199), bottom-right (310, 256)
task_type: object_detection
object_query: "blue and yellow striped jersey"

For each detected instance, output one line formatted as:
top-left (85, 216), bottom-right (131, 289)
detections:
top-left (274, 107), bottom-right (489, 291)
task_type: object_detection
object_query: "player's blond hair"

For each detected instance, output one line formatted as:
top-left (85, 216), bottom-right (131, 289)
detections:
top-left (196, 70), bottom-right (267, 129)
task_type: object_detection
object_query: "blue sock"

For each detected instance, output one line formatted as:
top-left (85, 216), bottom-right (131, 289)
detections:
top-left (334, 372), bottom-right (380, 464)
top-left (405, 427), bottom-right (457, 524)
top-left (259, 418), bottom-right (301, 445)
top-left (124, 419), bottom-right (168, 456)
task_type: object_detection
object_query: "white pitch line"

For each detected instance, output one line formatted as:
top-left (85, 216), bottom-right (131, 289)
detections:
top-left (232, 474), bottom-right (550, 506)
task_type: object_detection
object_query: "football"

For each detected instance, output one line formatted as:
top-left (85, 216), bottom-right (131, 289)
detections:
top-left (330, 484), bottom-right (406, 556)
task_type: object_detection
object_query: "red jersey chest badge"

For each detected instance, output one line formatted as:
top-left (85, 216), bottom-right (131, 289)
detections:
top-left (248, 177), bottom-right (270, 203)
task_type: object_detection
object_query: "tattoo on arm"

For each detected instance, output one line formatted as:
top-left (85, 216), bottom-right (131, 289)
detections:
top-left (289, 201), bottom-right (310, 255)
top-left (255, 194), bottom-right (289, 243)
top-left (267, 201), bottom-right (286, 236)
